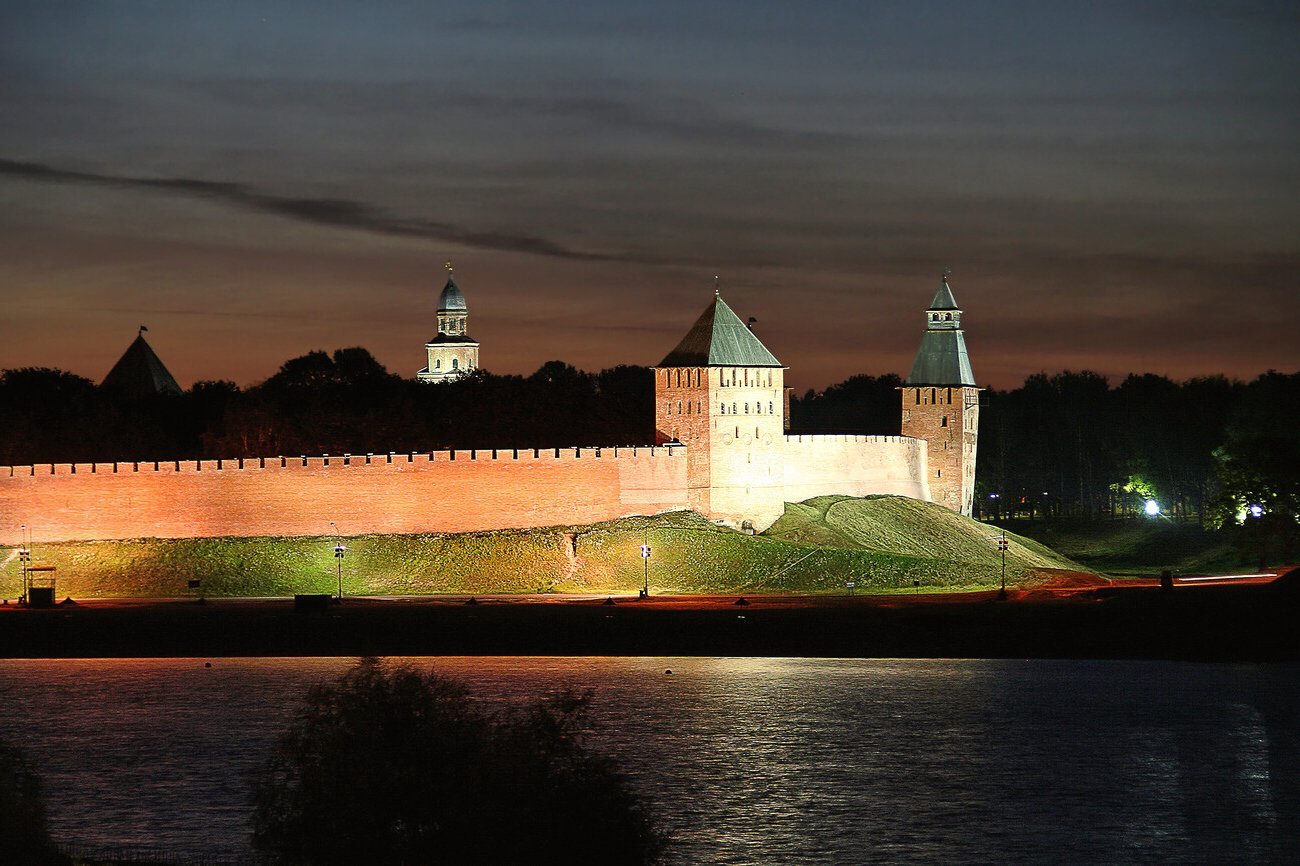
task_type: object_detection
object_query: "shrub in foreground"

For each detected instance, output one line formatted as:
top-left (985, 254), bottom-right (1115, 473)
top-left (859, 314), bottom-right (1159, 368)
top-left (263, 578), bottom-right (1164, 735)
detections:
top-left (252, 658), bottom-right (664, 865)
top-left (0, 737), bottom-right (66, 865)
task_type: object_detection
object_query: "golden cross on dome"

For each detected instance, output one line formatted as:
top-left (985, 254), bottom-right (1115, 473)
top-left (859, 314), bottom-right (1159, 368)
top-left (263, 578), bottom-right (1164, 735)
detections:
top-left (445, 259), bottom-right (454, 273)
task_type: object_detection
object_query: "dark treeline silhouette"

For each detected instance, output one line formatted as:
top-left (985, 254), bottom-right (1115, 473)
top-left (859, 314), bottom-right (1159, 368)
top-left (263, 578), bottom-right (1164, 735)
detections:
top-left (0, 349), bottom-right (653, 463)
top-left (2, 352), bottom-right (1296, 528)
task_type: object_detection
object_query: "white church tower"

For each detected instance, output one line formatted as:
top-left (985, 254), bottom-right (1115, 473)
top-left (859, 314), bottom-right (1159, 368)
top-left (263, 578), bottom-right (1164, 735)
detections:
top-left (417, 260), bottom-right (480, 382)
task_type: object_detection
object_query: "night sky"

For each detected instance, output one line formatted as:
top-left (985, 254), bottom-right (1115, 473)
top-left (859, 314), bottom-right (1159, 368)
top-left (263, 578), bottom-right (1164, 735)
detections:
top-left (2, 1), bottom-right (1296, 391)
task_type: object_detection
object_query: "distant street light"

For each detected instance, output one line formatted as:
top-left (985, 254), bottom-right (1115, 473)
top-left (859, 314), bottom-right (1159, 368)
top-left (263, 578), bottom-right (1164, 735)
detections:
top-left (640, 530), bottom-right (651, 598)
top-left (1247, 504), bottom-right (1265, 519)
top-left (18, 524), bottom-right (31, 604)
top-left (330, 521), bottom-right (348, 601)
top-left (995, 532), bottom-right (1009, 600)
top-left (1144, 499), bottom-right (1161, 517)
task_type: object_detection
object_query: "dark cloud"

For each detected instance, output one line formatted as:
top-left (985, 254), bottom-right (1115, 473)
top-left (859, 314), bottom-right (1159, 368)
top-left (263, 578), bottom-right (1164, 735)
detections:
top-left (0, 158), bottom-right (623, 262)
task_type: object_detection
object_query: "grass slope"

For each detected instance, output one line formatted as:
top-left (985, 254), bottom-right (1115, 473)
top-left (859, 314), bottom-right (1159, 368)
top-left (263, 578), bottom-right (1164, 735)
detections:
top-left (1006, 519), bottom-right (1243, 577)
top-left (1, 496), bottom-right (1085, 599)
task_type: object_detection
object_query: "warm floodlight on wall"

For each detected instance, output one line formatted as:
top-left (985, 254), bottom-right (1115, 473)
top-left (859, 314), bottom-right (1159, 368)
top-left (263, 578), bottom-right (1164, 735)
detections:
top-left (1144, 499), bottom-right (1161, 517)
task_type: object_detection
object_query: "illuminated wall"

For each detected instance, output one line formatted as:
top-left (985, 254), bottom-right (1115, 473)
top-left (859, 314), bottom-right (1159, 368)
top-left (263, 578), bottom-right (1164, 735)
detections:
top-left (0, 446), bottom-right (689, 544)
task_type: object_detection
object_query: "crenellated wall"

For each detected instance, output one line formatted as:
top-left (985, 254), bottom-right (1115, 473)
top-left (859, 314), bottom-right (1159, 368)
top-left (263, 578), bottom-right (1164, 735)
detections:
top-left (0, 446), bottom-right (689, 544)
top-left (0, 436), bottom-right (933, 544)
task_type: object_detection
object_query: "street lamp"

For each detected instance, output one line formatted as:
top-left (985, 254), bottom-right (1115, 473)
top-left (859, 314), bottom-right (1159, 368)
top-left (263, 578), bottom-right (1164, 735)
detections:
top-left (18, 524), bottom-right (31, 604)
top-left (995, 531), bottom-right (1009, 600)
top-left (640, 530), bottom-right (651, 599)
top-left (1144, 499), bottom-right (1160, 517)
top-left (330, 521), bottom-right (347, 601)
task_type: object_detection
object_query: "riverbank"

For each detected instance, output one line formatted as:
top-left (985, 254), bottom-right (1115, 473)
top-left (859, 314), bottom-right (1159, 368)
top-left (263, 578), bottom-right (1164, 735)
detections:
top-left (2, 570), bottom-right (1294, 662)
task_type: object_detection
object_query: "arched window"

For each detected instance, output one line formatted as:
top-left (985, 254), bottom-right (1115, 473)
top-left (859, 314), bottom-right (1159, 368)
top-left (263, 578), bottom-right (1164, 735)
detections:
top-left (769, 401), bottom-right (774, 414)
top-left (941, 416), bottom-right (948, 427)
top-left (755, 402), bottom-right (761, 414)
top-left (675, 370), bottom-right (682, 388)
top-left (744, 403), bottom-right (749, 414)
top-left (732, 403), bottom-right (738, 414)
top-left (945, 313), bottom-right (952, 321)
top-left (677, 401), bottom-right (682, 414)
top-left (720, 404), bottom-right (726, 414)
top-left (452, 358), bottom-right (459, 371)
top-left (434, 359), bottom-right (441, 369)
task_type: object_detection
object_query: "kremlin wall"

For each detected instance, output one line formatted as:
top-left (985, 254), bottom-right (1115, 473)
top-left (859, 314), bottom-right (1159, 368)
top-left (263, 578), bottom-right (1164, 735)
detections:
top-left (0, 272), bottom-right (978, 545)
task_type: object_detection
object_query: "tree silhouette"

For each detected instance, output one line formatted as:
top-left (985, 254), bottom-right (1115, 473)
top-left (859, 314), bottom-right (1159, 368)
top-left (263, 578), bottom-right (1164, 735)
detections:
top-left (0, 737), bottom-right (65, 865)
top-left (252, 658), bottom-right (665, 865)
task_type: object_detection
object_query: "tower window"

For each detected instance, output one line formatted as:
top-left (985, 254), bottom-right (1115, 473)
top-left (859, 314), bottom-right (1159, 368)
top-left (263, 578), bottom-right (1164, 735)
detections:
top-left (452, 358), bottom-right (459, 371)
top-left (434, 359), bottom-right (441, 369)
top-left (941, 416), bottom-right (948, 427)
top-left (769, 401), bottom-right (774, 414)
top-left (732, 403), bottom-right (737, 414)
top-left (720, 404), bottom-right (726, 414)
top-left (945, 313), bottom-right (952, 321)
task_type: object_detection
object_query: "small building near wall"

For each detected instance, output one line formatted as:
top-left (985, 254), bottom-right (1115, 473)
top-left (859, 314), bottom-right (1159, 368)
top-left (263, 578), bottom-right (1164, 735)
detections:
top-left (417, 261), bottom-right (480, 382)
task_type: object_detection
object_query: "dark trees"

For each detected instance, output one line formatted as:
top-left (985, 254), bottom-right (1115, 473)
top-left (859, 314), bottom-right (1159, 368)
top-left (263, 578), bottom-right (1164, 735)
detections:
top-left (0, 737), bottom-right (65, 865)
top-left (251, 658), bottom-right (664, 865)
top-left (788, 374), bottom-right (902, 435)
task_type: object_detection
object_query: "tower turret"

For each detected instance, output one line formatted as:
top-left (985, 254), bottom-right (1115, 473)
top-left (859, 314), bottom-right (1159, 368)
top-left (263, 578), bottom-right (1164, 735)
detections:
top-left (654, 288), bottom-right (786, 527)
top-left (900, 269), bottom-right (981, 516)
top-left (417, 260), bottom-right (480, 382)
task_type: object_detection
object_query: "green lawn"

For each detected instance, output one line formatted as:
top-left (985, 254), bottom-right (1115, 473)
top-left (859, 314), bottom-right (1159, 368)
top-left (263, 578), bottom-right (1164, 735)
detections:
top-left (1002, 518), bottom-right (1244, 577)
top-left (2, 496), bottom-right (1085, 599)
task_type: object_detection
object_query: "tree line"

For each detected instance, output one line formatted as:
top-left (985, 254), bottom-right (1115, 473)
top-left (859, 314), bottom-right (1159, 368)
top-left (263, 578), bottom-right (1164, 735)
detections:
top-left (1, 351), bottom-right (1295, 527)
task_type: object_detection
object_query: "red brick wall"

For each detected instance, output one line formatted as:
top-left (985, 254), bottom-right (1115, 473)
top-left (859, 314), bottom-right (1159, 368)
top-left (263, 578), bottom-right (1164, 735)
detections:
top-left (0, 446), bottom-right (688, 544)
top-left (900, 386), bottom-right (980, 516)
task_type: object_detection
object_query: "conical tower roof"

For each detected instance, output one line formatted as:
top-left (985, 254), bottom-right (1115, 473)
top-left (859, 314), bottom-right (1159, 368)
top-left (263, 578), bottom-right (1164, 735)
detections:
top-left (101, 333), bottom-right (183, 398)
top-left (905, 273), bottom-right (976, 386)
top-left (928, 277), bottom-right (959, 311)
top-left (658, 294), bottom-right (782, 367)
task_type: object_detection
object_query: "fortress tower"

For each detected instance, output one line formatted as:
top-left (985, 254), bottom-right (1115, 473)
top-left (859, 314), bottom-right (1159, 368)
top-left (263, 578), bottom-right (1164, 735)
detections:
top-left (900, 270), bottom-right (980, 516)
top-left (654, 291), bottom-right (786, 527)
top-left (417, 261), bottom-right (480, 382)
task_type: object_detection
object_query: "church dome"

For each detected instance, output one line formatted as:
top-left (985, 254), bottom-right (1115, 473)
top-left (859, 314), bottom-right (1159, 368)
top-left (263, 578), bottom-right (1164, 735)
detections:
top-left (437, 276), bottom-right (467, 312)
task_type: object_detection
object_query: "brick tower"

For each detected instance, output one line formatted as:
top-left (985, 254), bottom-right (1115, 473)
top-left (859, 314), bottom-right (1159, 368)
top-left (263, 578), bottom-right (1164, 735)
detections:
top-left (417, 260), bottom-right (480, 382)
top-left (654, 290), bottom-right (786, 528)
top-left (900, 269), bottom-right (981, 516)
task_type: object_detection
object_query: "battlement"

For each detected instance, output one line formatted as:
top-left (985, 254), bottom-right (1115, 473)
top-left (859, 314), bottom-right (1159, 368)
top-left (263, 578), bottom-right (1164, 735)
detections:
top-left (1, 444), bottom-right (686, 479)
top-left (0, 444), bottom-right (690, 544)
top-left (784, 434), bottom-right (924, 447)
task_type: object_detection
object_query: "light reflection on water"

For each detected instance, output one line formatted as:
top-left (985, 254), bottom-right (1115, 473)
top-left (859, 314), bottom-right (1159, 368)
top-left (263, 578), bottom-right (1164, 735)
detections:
top-left (0, 657), bottom-right (1296, 864)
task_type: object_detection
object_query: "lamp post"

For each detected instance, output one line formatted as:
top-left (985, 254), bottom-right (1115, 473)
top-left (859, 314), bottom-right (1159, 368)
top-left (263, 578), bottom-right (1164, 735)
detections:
top-left (996, 531), bottom-right (1009, 600)
top-left (18, 524), bottom-right (31, 604)
top-left (640, 530), bottom-right (651, 598)
top-left (330, 521), bottom-right (347, 602)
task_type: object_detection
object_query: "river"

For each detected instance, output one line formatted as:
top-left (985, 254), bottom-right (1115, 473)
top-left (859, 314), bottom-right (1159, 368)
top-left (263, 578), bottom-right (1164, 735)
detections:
top-left (0, 657), bottom-right (1295, 864)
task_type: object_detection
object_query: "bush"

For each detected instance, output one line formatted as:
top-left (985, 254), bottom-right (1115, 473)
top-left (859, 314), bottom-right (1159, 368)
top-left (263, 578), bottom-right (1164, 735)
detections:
top-left (252, 658), bottom-right (664, 865)
top-left (0, 737), bottom-right (65, 864)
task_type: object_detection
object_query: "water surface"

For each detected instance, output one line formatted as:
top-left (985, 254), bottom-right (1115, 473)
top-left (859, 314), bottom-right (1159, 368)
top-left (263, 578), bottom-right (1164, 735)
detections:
top-left (0, 657), bottom-right (1295, 864)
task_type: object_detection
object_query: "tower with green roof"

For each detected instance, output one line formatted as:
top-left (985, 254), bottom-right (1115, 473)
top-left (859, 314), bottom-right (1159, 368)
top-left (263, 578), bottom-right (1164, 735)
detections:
top-left (901, 269), bottom-right (981, 516)
top-left (654, 290), bottom-right (787, 527)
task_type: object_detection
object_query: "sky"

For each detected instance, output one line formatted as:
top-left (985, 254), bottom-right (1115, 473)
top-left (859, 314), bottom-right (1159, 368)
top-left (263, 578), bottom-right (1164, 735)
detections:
top-left (1, 0), bottom-right (1296, 392)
